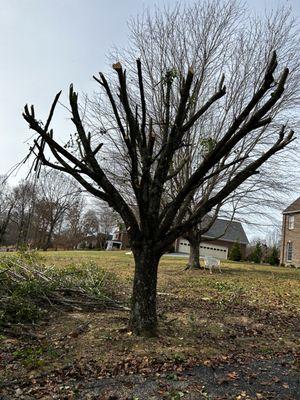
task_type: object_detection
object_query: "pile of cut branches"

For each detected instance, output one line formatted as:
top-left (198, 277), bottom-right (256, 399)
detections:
top-left (0, 251), bottom-right (126, 328)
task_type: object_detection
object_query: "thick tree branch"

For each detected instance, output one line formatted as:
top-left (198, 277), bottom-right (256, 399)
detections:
top-left (112, 63), bottom-right (140, 147)
top-left (93, 72), bottom-right (140, 191)
top-left (136, 58), bottom-right (147, 147)
top-left (182, 74), bottom-right (226, 131)
top-left (166, 155), bottom-right (190, 181)
top-left (23, 96), bottom-right (140, 236)
top-left (158, 55), bottom-right (289, 231)
top-left (148, 68), bottom-right (195, 217)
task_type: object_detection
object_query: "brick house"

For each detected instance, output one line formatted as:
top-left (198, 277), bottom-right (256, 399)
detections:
top-left (175, 218), bottom-right (249, 260)
top-left (280, 197), bottom-right (300, 267)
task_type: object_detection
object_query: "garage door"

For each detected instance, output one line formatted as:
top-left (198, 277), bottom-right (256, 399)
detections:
top-left (200, 242), bottom-right (228, 259)
top-left (178, 239), bottom-right (190, 253)
top-left (178, 239), bottom-right (228, 259)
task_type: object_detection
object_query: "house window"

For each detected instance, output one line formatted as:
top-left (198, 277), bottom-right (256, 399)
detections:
top-left (286, 242), bottom-right (293, 262)
top-left (288, 215), bottom-right (295, 230)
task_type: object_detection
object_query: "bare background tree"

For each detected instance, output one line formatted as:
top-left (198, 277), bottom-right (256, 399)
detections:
top-left (0, 172), bottom-right (118, 251)
top-left (91, 0), bottom-right (299, 268)
top-left (0, 173), bottom-right (90, 250)
top-left (0, 176), bottom-right (15, 245)
top-left (94, 201), bottom-right (119, 237)
top-left (31, 170), bottom-right (83, 250)
top-left (10, 180), bottom-right (36, 248)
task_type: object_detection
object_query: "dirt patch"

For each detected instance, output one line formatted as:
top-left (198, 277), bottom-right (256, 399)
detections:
top-left (1, 355), bottom-right (299, 399)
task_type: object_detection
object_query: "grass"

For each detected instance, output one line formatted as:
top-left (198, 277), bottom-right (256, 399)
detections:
top-left (0, 251), bottom-right (119, 327)
top-left (0, 250), bottom-right (299, 398)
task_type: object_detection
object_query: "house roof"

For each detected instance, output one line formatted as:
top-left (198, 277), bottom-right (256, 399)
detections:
top-left (283, 197), bottom-right (300, 214)
top-left (202, 218), bottom-right (249, 244)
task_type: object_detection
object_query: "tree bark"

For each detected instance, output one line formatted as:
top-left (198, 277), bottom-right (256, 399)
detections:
top-left (183, 230), bottom-right (202, 270)
top-left (188, 238), bottom-right (201, 269)
top-left (42, 224), bottom-right (55, 251)
top-left (0, 204), bottom-right (13, 245)
top-left (129, 246), bottom-right (160, 337)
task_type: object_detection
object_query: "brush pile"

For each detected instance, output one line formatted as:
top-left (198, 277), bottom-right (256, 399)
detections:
top-left (0, 251), bottom-right (124, 328)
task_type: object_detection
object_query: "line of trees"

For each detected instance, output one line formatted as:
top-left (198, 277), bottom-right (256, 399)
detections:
top-left (229, 238), bottom-right (280, 265)
top-left (0, 171), bottom-right (117, 250)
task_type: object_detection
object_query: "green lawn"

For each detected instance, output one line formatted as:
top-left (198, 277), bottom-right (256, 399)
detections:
top-left (1, 250), bottom-right (299, 399)
top-left (40, 250), bottom-right (300, 312)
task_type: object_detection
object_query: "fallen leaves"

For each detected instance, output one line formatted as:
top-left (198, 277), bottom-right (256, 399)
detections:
top-left (1, 253), bottom-right (299, 399)
top-left (227, 371), bottom-right (239, 380)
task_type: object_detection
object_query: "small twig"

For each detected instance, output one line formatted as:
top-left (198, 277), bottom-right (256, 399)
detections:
top-left (157, 292), bottom-right (176, 297)
top-left (165, 317), bottom-right (178, 324)
top-left (0, 269), bottom-right (9, 274)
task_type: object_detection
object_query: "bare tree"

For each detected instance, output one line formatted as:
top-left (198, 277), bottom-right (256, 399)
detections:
top-left (32, 170), bottom-right (82, 250)
top-left (95, 201), bottom-right (119, 236)
top-left (79, 208), bottom-right (111, 249)
top-left (82, 209), bottom-right (99, 236)
top-left (105, 1), bottom-right (299, 269)
top-left (22, 6), bottom-right (296, 336)
top-left (62, 196), bottom-right (85, 249)
top-left (0, 176), bottom-right (14, 245)
top-left (10, 180), bottom-right (37, 248)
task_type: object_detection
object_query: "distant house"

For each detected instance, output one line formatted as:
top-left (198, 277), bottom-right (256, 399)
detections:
top-left (105, 224), bottom-right (130, 250)
top-left (175, 218), bottom-right (249, 259)
top-left (280, 197), bottom-right (300, 267)
top-left (77, 233), bottom-right (108, 250)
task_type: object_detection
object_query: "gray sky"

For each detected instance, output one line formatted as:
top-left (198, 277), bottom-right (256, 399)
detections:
top-left (1, 0), bottom-right (299, 240)
top-left (0, 0), bottom-right (299, 181)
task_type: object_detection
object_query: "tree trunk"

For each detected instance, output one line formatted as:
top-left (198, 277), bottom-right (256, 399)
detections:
top-left (0, 226), bottom-right (7, 246)
top-left (42, 224), bottom-right (55, 251)
top-left (188, 238), bottom-right (201, 269)
top-left (0, 205), bottom-right (13, 245)
top-left (129, 246), bottom-right (160, 337)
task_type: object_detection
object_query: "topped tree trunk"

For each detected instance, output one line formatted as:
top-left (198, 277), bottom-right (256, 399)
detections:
top-left (129, 245), bottom-right (160, 336)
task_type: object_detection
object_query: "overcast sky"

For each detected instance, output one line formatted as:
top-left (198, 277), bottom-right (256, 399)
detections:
top-left (0, 0), bottom-right (299, 235)
top-left (0, 0), bottom-right (299, 177)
